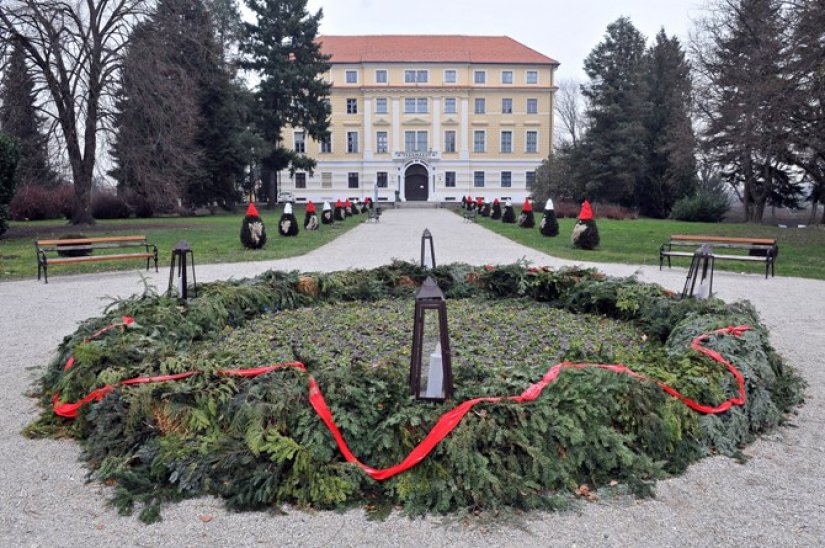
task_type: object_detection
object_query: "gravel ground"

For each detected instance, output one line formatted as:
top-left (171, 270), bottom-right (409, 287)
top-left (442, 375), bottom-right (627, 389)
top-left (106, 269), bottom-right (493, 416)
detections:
top-left (1, 208), bottom-right (823, 547)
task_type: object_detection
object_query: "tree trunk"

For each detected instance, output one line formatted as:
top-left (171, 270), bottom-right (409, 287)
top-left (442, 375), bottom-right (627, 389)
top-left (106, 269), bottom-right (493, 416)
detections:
top-left (808, 201), bottom-right (818, 225)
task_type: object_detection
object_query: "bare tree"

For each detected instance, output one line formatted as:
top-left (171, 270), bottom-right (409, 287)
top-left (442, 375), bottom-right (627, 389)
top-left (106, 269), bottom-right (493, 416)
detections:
top-left (554, 79), bottom-right (587, 148)
top-left (0, 0), bottom-right (145, 224)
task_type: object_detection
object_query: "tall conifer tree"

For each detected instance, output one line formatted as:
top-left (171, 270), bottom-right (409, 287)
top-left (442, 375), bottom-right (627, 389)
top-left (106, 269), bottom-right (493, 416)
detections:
top-left (579, 17), bottom-right (650, 207)
top-left (242, 0), bottom-right (331, 205)
top-left (642, 30), bottom-right (698, 218)
top-left (0, 41), bottom-right (56, 189)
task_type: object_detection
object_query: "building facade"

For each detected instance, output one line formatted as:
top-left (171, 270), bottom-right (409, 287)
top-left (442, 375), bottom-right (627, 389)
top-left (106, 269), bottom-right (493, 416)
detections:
top-left (281, 35), bottom-right (558, 204)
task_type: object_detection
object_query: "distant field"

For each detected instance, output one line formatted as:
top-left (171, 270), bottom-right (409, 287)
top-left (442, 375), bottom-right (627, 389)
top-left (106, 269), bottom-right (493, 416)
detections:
top-left (464, 211), bottom-right (825, 280)
top-left (0, 206), bottom-right (363, 280)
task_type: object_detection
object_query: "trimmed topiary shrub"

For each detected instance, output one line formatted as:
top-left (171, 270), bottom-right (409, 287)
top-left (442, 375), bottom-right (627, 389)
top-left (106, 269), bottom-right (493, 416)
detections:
top-left (26, 262), bottom-right (804, 522)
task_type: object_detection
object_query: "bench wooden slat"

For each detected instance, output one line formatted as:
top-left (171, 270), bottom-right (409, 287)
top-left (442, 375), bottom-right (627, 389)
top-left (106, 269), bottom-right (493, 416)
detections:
top-left (36, 235), bottom-right (148, 246)
top-left (669, 234), bottom-right (776, 245)
top-left (47, 252), bottom-right (155, 265)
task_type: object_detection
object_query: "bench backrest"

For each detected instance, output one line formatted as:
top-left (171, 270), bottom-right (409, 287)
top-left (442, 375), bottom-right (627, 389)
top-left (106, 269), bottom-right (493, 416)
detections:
top-left (36, 235), bottom-right (148, 247)
top-left (670, 234), bottom-right (776, 246)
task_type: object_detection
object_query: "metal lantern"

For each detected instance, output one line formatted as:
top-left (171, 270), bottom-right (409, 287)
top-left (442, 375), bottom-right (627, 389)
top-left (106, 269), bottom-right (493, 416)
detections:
top-left (409, 276), bottom-right (453, 401)
top-left (420, 228), bottom-right (436, 269)
top-left (682, 244), bottom-right (715, 299)
top-left (167, 240), bottom-right (197, 299)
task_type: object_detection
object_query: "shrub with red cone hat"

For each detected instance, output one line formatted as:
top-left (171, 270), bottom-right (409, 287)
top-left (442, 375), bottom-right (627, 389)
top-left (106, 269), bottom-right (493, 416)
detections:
top-left (572, 200), bottom-right (599, 249)
top-left (240, 202), bottom-right (267, 249)
top-left (502, 200), bottom-right (516, 223)
top-left (518, 198), bottom-right (535, 228)
top-left (540, 198), bottom-right (559, 237)
top-left (279, 203), bottom-right (299, 236)
top-left (491, 198), bottom-right (502, 220)
top-left (334, 199), bottom-right (346, 221)
top-left (321, 201), bottom-right (334, 224)
top-left (304, 201), bottom-right (319, 230)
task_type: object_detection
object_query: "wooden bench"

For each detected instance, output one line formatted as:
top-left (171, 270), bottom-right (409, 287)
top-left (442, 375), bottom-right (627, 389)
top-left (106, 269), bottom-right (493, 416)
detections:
top-left (659, 234), bottom-right (778, 278)
top-left (36, 235), bottom-right (158, 283)
top-left (463, 208), bottom-right (477, 223)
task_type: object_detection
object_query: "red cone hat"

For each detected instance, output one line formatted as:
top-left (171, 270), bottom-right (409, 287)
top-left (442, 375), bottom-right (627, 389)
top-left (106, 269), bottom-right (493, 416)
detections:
top-left (306, 201), bottom-right (316, 214)
top-left (522, 198), bottom-right (532, 213)
top-left (335, 199), bottom-right (343, 208)
top-left (493, 198), bottom-right (500, 205)
top-left (345, 199), bottom-right (351, 207)
top-left (246, 202), bottom-right (260, 217)
top-left (578, 200), bottom-right (594, 221)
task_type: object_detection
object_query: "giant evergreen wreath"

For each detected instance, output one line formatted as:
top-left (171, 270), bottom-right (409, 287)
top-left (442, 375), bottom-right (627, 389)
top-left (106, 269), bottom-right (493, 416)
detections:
top-left (26, 262), bottom-right (804, 522)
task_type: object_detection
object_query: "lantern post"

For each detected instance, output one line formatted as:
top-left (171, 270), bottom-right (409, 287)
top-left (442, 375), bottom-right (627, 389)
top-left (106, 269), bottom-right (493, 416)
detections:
top-left (420, 228), bottom-right (436, 269)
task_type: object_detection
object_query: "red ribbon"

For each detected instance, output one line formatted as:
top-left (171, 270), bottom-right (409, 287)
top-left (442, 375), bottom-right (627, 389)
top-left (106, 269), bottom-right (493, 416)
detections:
top-left (52, 322), bottom-right (751, 481)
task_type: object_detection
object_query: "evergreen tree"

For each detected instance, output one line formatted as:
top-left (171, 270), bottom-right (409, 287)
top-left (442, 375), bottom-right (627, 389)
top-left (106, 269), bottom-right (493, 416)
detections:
top-left (0, 133), bottom-right (20, 236)
top-left (642, 30), bottom-right (698, 218)
top-left (696, 0), bottom-right (794, 222)
top-left (787, 0), bottom-right (825, 224)
top-left (579, 17), bottom-right (650, 207)
top-left (0, 41), bottom-right (56, 189)
top-left (111, 0), bottom-right (247, 213)
top-left (242, 0), bottom-right (331, 205)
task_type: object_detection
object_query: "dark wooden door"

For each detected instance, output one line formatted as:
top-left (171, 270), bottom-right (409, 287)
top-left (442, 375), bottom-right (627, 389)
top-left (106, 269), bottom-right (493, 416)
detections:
top-left (404, 165), bottom-right (429, 201)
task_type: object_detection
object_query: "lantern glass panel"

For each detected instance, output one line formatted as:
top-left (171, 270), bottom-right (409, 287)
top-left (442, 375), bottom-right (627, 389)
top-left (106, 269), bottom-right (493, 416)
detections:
top-left (416, 305), bottom-right (447, 399)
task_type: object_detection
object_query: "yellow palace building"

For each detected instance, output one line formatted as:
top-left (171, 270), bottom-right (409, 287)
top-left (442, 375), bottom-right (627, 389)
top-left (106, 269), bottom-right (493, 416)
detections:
top-left (282, 35), bottom-right (558, 204)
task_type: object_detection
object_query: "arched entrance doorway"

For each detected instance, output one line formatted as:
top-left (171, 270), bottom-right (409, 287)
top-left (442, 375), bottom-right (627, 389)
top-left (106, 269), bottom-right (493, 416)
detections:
top-left (404, 164), bottom-right (429, 201)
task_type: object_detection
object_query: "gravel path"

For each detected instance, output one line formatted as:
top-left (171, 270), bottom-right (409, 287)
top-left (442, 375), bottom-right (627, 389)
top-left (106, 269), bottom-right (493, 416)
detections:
top-left (1, 208), bottom-right (823, 547)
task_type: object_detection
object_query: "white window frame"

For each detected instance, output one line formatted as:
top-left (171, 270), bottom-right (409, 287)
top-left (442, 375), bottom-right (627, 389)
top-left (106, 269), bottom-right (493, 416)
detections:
top-left (473, 171), bottom-right (485, 188)
top-left (501, 70), bottom-right (513, 84)
top-left (444, 130), bottom-right (456, 153)
top-left (320, 136), bottom-right (332, 154)
top-left (345, 70), bottom-right (358, 84)
top-left (444, 69), bottom-right (457, 84)
top-left (348, 172), bottom-right (360, 189)
top-left (294, 130), bottom-right (306, 153)
top-left (501, 171), bottom-right (512, 188)
top-left (474, 70), bottom-right (486, 84)
top-left (375, 97), bottom-right (388, 114)
top-left (405, 69), bottom-right (428, 83)
top-left (321, 172), bottom-right (332, 188)
top-left (473, 130), bottom-right (486, 153)
top-left (526, 70), bottom-right (538, 84)
top-left (526, 98), bottom-right (538, 114)
top-left (377, 171), bottom-right (388, 188)
top-left (404, 130), bottom-right (428, 152)
top-left (404, 97), bottom-right (427, 113)
top-left (375, 69), bottom-right (388, 83)
top-left (346, 98), bottom-right (358, 114)
top-left (444, 97), bottom-right (457, 114)
top-left (474, 97), bottom-right (486, 114)
top-left (294, 172), bottom-right (307, 189)
top-left (347, 131), bottom-right (359, 153)
top-left (525, 130), bottom-right (539, 153)
top-left (501, 98), bottom-right (513, 114)
top-left (526, 171), bottom-right (537, 189)
top-left (500, 130), bottom-right (513, 153)
top-left (376, 131), bottom-right (388, 154)
top-left (445, 171), bottom-right (456, 187)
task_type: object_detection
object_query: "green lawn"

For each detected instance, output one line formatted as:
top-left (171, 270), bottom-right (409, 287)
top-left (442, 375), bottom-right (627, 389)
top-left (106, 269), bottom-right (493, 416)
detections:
top-left (466, 211), bottom-right (825, 280)
top-left (0, 206), bottom-right (364, 280)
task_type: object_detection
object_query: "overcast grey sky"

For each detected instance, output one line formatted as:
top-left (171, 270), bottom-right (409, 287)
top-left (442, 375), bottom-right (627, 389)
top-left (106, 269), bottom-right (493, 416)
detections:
top-left (304, 0), bottom-right (705, 81)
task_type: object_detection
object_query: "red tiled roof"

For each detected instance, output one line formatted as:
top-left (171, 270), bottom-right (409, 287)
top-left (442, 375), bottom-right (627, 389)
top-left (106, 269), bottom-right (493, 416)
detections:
top-left (317, 35), bottom-right (558, 65)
